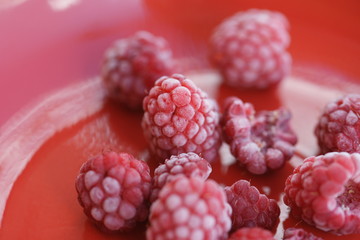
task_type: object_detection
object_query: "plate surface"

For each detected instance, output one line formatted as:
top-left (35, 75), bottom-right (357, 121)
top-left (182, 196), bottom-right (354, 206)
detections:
top-left (0, 0), bottom-right (360, 239)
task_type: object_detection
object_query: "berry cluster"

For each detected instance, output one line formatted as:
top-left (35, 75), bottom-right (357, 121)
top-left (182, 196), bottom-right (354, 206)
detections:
top-left (102, 31), bottom-right (175, 109)
top-left (74, 8), bottom-right (360, 240)
top-left (315, 94), bottom-right (360, 153)
top-left (75, 151), bottom-right (151, 232)
top-left (150, 152), bottom-right (212, 202)
top-left (147, 176), bottom-right (232, 240)
top-left (209, 9), bottom-right (291, 89)
top-left (222, 97), bottom-right (297, 174)
top-left (141, 74), bottom-right (222, 162)
top-left (225, 180), bottom-right (280, 231)
top-left (284, 152), bottom-right (360, 235)
top-left (76, 152), bottom-right (281, 239)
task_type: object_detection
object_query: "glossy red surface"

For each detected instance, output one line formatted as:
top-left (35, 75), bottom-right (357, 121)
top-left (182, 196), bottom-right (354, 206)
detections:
top-left (0, 0), bottom-right (360, 239)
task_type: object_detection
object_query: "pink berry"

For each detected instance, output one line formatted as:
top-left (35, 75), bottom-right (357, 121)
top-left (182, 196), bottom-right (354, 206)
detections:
top-left (228, 227), bottom-right (274, 240)
top-left (222, 97), bottom-right (297, 174)
top-left (225, 180), bottom-right (280, 231)
top-left (150, 152), bottom-right (212, 202)
top-left (284, 228), bottom-right (323, 240)
top-left (284, 152), bottom-right (360, 235)
top-left (146, 176), bottom-right (232, 240)
top-left (142, 73), bottom-right (222, 162)
top-left (210, 9), bottom-right (291, 89)
top-left (315, 94), bottom-right (360, 153)
top-left (101, 31), bottom-right (175, 109)
top-left (75, 151), bottom-right (151, 232)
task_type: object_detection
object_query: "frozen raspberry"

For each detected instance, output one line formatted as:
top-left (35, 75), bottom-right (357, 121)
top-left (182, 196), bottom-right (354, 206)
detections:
top-left (210, 9), bottom-right (291, 89)
top-left (75, 151), bottom-right (151, 232)
top-left (225, 180), bottom-right (280, 231)
top-left (146, 176), bottom-right (232, 240)
top-left (228, 227), bottom-right (274, 240)
top-left (150, 152), bottom-right (212, 202)
top-left (142, 73), bottom-right (222, 162)
top-left (101, 31), bottom-right (175, 109)
top-left (284, 152), bottom-right (360, 235)
top-left (222, 97), bottom-right (297, 174)
top-left (315, 94), bottom-right (360, 154)
top-left (283, 228), bottom-right (323, 240)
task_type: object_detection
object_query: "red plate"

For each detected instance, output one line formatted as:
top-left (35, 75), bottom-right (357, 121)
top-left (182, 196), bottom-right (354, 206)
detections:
top-left (0, 0), bottom-right (360, 239)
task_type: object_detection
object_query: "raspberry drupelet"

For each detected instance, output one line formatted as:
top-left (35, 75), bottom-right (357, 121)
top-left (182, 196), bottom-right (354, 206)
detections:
top-left (146, 176), bottom-right (232, 240)
top-left (75, 151), bottom-right (151, 232)
top-left (315, 94), bottom-right (360, 154)
top-left (228, 227), bottom-right (274, 240)
top-left (150, 152), bottom-right (212, 202)
top-left (284, 152), bottom-right (360, 235)
top-left (222, 97), bottom-right (297, 174)
top-left (210, 9), bottom-right (291, 89)
top-left (283, 228), bottom-right (323, 240)
top-left (101, 31), bottom-right (175, 109)
top-left (224, 180), bottom-right (280, 231)
top-left (142, 73), bottom-right (222, 162)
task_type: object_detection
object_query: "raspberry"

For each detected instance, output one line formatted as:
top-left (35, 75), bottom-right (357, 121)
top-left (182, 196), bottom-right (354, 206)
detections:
top-left (225, 180), bottom-right (280, 231)
top-left (283, 228), bottom-right (323, 240)
top-left (228, 227), bottom-right (274, 240)
top-left (315, 94), bottom-right (360, 153)
top-left (101, 31), bottom-right (175, 109)
top-left (210, 9), bottom-right (291, 89)
top-left (142, 73), bottom-right (222, 162)
top-left (284, 152), bottom-right (360, 235)
top-left (75, 151), bottom-right (151, 232)
top-left (222, 97), bottom-right (297, 174)
top-left (150, 152), bottom-right (212, 202)
top-left (146, 176), bottom-right (232, 240)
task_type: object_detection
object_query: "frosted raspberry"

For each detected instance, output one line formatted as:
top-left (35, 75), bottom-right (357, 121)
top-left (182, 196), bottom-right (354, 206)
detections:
top-left (283, 228), bottom-right (323, 240)
top-left (146, 176), bottom-right (232, 240)
top-left (101, 31), bottom-right (175, 109)
top-left (210, 9), bottom-right (291, 89)
top-left (142, 73), bottom-right (222, 162)
top-left (150, 152), bottom-right (212, 202)
top-left (315, 94), bottom-right (360, 153)
top-left (222, 97), bottom-right (297, 174)
top-left (225, 180), bottom-right (280, 231)
top-left (284, 152), bottom-right (360, 235)
top-left (228, 227), bottom-right (274, 240)
top-left (75, 151), bottom-right (151, 232)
